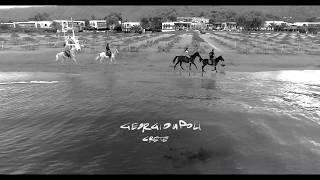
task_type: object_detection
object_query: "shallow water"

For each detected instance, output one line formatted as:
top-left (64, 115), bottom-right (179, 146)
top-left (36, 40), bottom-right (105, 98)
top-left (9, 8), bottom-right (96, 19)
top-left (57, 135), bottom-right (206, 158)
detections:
top-left (0, 70), bottom-right (320, 174)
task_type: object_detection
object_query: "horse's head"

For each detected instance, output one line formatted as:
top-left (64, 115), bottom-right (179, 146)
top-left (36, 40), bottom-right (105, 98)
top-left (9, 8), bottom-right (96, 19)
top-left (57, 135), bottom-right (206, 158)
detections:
top-left (191, 51), bottom-right (202, 59)
top-left (217, 56), bottom-right (224, 62)
top-left (218, 56), bottom-right (226, 66)
top-left (114, 48), bottom-right (119, 55)
top-left (74, 43), bottom-right (81, 52)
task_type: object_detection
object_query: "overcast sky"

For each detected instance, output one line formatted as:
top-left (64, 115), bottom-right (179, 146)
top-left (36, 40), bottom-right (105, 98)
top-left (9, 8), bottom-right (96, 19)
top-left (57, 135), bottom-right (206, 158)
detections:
top-left (0, 6), bottom-right (40, 9)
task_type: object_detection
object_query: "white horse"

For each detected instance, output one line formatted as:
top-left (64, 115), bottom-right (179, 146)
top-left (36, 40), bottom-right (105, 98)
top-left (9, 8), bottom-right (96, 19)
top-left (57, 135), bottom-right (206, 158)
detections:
top-left (95, 48), bottom-right (119, 64)
top-left (55, 44), bottom-right (81, 64)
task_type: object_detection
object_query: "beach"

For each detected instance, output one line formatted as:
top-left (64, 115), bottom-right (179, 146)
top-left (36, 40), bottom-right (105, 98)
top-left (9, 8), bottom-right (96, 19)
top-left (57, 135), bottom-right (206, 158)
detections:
top-left (0, 31), bottom-right (320, 174)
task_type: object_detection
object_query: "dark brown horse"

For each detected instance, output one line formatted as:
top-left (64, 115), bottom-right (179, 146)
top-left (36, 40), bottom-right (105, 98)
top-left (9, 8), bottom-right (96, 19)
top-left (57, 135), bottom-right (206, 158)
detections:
top-left (199, 56), bottom-right (225, 75)
top-left (172, 52), bottom-right (202, 71)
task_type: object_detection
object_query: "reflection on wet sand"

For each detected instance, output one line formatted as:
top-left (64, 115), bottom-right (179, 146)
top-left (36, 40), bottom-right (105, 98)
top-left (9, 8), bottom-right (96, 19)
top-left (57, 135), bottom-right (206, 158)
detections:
top-left (0, 70), bottom-right (320, 173)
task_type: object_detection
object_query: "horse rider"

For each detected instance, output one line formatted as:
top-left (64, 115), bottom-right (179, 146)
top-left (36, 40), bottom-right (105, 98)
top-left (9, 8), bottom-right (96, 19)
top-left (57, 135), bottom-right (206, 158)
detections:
top-left (209, 48), bottom-right (215, 65)
top-left (184, 47), bottom-right (190, 58)
top-left (64, 43), bottom-right (72, 58)
top-left (68, 36), bottom-right (74, 44)
top-left (106, 43), bottom-right (112, 58)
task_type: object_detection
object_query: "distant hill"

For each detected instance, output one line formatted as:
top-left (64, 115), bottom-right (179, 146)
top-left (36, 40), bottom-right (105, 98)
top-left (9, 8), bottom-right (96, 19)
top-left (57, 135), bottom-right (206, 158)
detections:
top-left (0, 6), bottom-right (319, 22)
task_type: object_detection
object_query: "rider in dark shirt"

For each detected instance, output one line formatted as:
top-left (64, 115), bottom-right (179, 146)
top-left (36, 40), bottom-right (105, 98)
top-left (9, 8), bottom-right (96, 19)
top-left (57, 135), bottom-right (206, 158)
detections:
top-left (106, 43), bottom-right (112, 57)
top-left (209, 48), bottom-right (215, 65)
top-left (64, 43), bottom-right (71, 58)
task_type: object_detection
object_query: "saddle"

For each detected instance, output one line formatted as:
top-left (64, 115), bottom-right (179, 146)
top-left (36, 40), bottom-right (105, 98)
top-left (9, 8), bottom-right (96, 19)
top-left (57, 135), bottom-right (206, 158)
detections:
top-left (208, 57), bottom-right (215, 65)
top-left (106, 50), bottom-right (112, 57)
top-left (64, 50), bottom-right (71, 58)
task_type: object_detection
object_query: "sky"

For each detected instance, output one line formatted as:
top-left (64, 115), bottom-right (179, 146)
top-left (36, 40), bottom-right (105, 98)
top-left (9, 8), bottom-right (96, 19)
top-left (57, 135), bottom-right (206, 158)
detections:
top-left (0, 6), bottom-right (39, 9)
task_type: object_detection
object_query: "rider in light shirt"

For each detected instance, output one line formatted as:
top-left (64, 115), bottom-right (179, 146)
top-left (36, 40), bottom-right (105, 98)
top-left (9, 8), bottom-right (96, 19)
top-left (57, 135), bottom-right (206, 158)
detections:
top-left (184, 47), bottom-right (190, 58)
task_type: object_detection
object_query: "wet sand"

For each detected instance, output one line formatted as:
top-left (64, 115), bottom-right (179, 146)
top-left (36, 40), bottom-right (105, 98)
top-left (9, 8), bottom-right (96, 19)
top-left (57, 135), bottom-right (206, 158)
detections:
top-left (0, 30), bottom-right (319, 74)
top-left (0, 46), bottom-right (319, 74)
top-left (1, 31), bottom-right (320, 174)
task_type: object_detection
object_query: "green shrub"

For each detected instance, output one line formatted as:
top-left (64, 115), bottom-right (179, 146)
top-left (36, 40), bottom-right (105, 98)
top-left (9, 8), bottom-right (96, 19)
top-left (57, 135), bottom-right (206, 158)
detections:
top-left (130, 25), bottom-right (143, 34)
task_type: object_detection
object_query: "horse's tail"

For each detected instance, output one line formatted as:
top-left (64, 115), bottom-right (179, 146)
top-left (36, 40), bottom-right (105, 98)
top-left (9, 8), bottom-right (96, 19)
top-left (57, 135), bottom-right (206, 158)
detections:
top-left (95, 54), bottom-right (100, 61)
top-left (55, 53), bottom-right (59, 61)
top-left (172, 56), bottom-right (178, 63)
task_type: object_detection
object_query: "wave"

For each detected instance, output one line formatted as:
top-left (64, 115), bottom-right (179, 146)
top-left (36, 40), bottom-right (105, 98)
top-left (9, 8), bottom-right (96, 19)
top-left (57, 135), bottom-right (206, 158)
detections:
top-left (0, 81), bottom-right (60, 85)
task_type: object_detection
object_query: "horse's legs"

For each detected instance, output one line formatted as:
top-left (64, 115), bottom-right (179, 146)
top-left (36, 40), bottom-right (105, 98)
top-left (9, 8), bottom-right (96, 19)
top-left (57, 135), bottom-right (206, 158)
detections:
top-left (56, 54), bottom-right (59, 62)
top-left (99, 56), bottom-right (103, 64)
top-left (100, 56), bottom-right (104, 64)
top-left (179, 61), bottom-right (184, 70)
top-left (173, 61), bottom-right (179, 70)
top-left (57, 54), bottom-right (64, 64)
top-left (61, 56), bottom-right (64, 64)
top-left (202, 64), bottom-right (206, 72)
top-left (95, 55), bottom-right (100, 62)
top-left (201, 63), bottom-right (206, 76)
top-left (95, 56), bottom-right (99, 63)
top-left (105, 56), bottom-right (108, 64)
top-left (113, 57), bottom-right (117, 64)
top-left (56, 55), bottom-right (59, 63)
top-left (72, 57), bottom-right (77, 64)
top-left (112, 55), bottom-right (117, 64)
top-left (202, 66), bottom-right (204, 76)
top-left (192, 62), bottom-right (198, 70)
top-left (104, 56), bottom-right (107, 64)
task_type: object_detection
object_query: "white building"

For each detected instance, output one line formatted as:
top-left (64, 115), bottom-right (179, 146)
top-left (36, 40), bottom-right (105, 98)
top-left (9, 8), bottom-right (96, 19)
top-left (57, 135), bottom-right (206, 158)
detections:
top-left (162, 22), bottom-right (175, 32)
top-left (14, 21), bottom-right (38, 28)
top-left (205, 23), bottom-right (214, 30)
top-left (174, 21), bottom-right (192, 30)
top-left (0, 22), bottom-right (15, 28)
top-left (121, 22), bottom-right (140, 32)
top-left (162, 16), bottom-right (210, 32)
top-left (89, 20), bottom-right (107, 30)
top-left (37, 21), bottom-right (53, 28)
top-left (292, 22), bottom-right (320, 27)
top-left (264, 21), bottom-right (288, 26)
top-left (14, 21), bottom-right (54, 29)
top-left (53, 20), bottom-right (72, 31)
top-left (307, 22), bottom-right (320, 26)
top-left (191, 17), bottom-right (209, 24)
top-left (177, 17), bottom-right (209, 24)
top-left (221, 22), bottom-right (237, 31)
top-left (53, 20), bottom-right (85, 31)
top-left (162, 20), bottom-right (212, 32)
top-left (73, 20), bottom-right (85, 27)
top-left (262, 21), bottom-right (288, 31)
